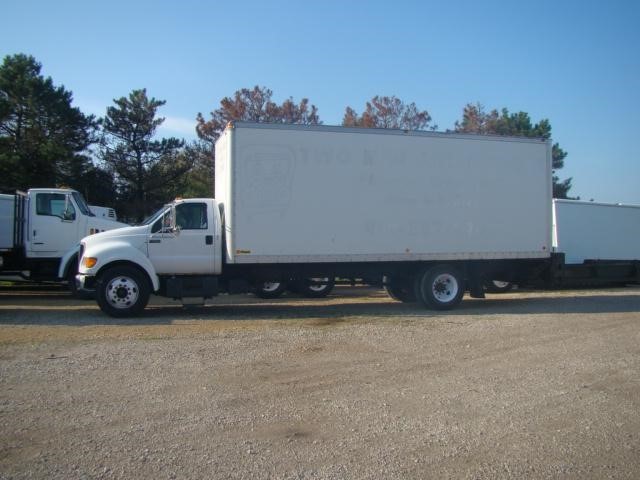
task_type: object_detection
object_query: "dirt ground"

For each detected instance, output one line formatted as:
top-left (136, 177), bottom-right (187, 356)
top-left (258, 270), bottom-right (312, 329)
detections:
top-left (0, 285), bottom-right (639, 479)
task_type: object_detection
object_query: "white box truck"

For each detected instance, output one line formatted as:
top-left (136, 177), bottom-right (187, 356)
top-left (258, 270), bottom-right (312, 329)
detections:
top-left (0, 188), bottom-right (126, 290)
top-left (77, 122), bottom-right (559, 317)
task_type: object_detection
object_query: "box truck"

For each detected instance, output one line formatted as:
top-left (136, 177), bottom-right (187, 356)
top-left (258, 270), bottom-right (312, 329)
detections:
top-left (0, 188), bottom-right (127, 290)
top-left (76, 122), bottom-right (565, 317)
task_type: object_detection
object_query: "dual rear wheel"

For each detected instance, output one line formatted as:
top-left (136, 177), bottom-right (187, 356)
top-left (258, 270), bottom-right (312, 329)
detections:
top-left (413, 265), bottom-right (464, 310)
top-left (253, 277), bottom-right (335, 299)
top-left (386, 265), bottom-right (465, 310)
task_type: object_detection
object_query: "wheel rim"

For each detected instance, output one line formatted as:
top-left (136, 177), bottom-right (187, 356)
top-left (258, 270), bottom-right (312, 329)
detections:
top-left (105, 275), bottom-right (139, 309)
top-left (307, 277), bottom-right (329, 292)
top-left (261, 282), bottom-right (282, 293)
top-left (431, 273), bottom-right (459, 303)
top-left (492, 280), bottom-right (510, 289)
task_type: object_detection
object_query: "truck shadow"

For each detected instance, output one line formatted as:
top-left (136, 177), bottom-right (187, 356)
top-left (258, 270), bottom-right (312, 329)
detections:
top-left (171, 292), bottom-right (640, 319)
top-left (1, 289), bottom-right (639, 326)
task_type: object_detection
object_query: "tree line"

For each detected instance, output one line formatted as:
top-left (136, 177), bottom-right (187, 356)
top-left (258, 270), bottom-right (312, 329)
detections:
top-left (0, 53), bottom-right (573, 222)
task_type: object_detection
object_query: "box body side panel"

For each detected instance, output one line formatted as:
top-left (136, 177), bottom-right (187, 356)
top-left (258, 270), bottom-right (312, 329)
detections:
top-left (224, 126), bottom-right (551, 264)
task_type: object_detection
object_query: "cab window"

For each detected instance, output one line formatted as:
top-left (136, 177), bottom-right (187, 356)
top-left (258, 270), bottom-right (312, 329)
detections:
top-left (175, 203), bottom-right (208, 230)
top-left (36, 193), bottom-right (76, 220)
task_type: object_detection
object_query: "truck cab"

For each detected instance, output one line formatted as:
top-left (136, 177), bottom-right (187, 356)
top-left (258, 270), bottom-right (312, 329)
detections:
top-left (0, 188), bottom-right (127, 284)
top-left (76, 198), bottom-right (223, 316)
top-left (27, 189), bottom-right (103, 257)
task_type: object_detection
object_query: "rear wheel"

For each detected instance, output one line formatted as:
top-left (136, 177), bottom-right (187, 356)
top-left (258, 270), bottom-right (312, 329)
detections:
top-left (414, 265), bottom-right (464, 310)
top-left (254, 281), bottom-right (286, 299)
top-left (383, 276), bottom-right (417, 303)
top-left (484, 280), bottom-right (514, 293)
top-left (96, 266), bottom-right (150, 317)
top-left (297, 277), bottom-right (335, 298)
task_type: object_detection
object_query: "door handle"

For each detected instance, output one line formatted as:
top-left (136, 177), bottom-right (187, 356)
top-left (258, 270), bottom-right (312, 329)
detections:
top-left (149, 239), bottom-right (161, 244)
top-left (206, 235), bottom-right (213, 245)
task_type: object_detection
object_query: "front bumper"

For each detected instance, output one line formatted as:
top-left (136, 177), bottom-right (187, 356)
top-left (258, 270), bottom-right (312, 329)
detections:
top-left (76, 273), bottom-right (97, 293)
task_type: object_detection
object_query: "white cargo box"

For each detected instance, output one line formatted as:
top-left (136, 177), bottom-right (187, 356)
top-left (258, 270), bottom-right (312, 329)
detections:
top-left (553, 199), bottom-right (640, 264)
top-left (215, 123), bottom-right (553, 264)
top-left (0, 194), bottom-right (14, 251)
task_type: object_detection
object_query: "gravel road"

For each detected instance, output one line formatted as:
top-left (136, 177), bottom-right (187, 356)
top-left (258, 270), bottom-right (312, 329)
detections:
top-left (1, 286), bottom-right (639, 479)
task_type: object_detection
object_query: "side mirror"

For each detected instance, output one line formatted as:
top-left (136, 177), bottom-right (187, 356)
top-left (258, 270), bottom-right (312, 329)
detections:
top-left (62, 195), bottom-right (76, 221)
top-left (62, 210), bottom-right (76, 221)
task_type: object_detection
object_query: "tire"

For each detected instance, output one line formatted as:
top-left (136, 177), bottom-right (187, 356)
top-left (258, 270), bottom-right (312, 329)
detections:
top-left (383, 276), bottom-right (417, 303)
top-left (96, 266), bottom-right (150, 317)
top-left (484, 280), bottom-right (514, 293)
top-left (253, 281), bottom-right (286, 299)
top-left (298, 277), bottom-right (335, 298)
top-left (414, 265), bottom-right (464, 310)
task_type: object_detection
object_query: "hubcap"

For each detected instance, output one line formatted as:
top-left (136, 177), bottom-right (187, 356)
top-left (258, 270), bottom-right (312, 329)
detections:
top-left (105, 276), bottom-right (139, 309)
top-left (431, 273), bottom-right (459, 303)
top-left (307, 277), bottom-right (329, 292)
top-left (492, 280), bottom-right (510, 289)
top-left (261, 282), bottom-right (282, 293)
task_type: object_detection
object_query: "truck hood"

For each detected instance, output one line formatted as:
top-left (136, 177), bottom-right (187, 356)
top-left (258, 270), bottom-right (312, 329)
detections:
top-left (87, 217), bottom-right (129, 231)
top-left (81, 225), bottom-right (150, 254)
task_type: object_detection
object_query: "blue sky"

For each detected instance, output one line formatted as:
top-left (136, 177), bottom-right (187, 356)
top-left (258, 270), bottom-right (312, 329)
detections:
top-left (2, 0), bottom-right (639, 203)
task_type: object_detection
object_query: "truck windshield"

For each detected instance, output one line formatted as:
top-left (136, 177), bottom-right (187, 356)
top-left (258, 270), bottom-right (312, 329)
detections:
top-left (72, 191), bottom-right (94, 216)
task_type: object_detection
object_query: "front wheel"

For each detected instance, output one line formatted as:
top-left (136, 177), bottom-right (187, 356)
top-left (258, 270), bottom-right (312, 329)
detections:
top-left (414, 265), bottom-right (464, 310)
top-left (96, 266), bottom-right (150, 317)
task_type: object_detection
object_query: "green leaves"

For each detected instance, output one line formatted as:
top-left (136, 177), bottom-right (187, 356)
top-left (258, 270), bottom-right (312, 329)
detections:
top-left (99, 89), bottom-right (187, 221)
top-left (1, 52), bottom-right (576, 210)
top-left (0, 53), bottom-right (97, 192)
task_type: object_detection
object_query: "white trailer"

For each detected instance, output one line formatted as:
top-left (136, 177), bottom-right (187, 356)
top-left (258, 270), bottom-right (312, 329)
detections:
top-left (77, 122), bottom-right (557, 317)
top-left (548, 199), bottom-right (640, 287)
top-left (553, 199), bottom-right (640, 263)
top-left (0, 188), bottom-right (126, 288)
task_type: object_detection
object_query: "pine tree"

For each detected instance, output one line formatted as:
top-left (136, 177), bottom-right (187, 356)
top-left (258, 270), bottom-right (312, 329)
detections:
top-left (99, 89), bottom-right (188, 221)
top-left (0, 53), bottom-right (97, 192)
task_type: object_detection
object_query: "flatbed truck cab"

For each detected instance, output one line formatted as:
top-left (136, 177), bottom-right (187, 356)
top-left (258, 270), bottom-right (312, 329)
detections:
top-left (1, 187), bottom-right (126, 287)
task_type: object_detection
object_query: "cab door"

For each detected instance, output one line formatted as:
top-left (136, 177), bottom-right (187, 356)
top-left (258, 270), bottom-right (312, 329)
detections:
top-left (147, 202), bottom-right (215, 274)
top-left (28, 192), bottom-right (79, 255)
